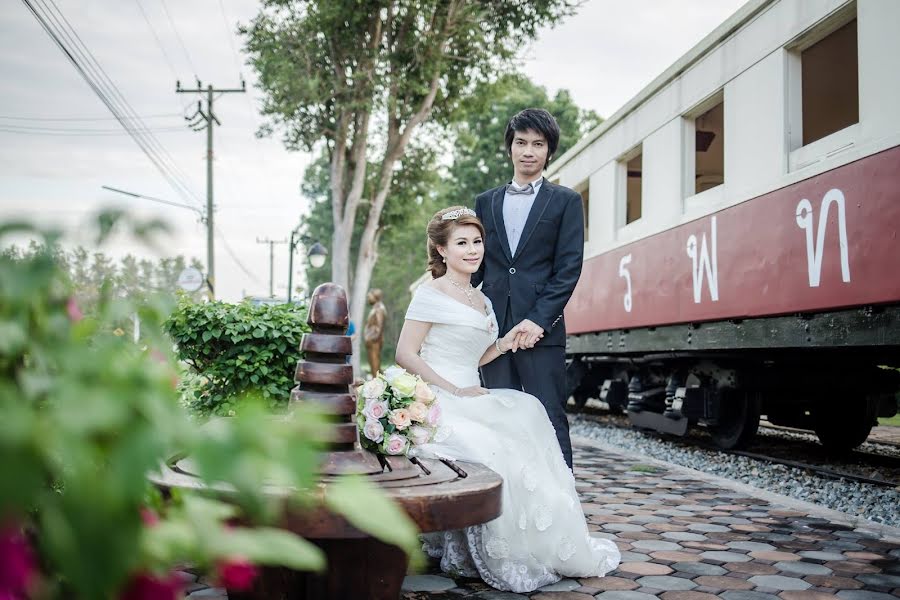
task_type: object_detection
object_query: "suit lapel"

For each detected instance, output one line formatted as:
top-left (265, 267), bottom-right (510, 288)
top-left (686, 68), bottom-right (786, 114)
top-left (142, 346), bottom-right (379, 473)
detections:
top-left (491, 186), bottom-right (513, 264)
top-left (512, 182), bottom-right (554, 262)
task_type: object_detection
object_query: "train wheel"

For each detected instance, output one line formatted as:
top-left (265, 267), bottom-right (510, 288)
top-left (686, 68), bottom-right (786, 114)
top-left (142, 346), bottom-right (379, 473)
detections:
top-left (813, 397), bottom-right (876, 452)
top-left (710, 390), bottom-right (760, 450)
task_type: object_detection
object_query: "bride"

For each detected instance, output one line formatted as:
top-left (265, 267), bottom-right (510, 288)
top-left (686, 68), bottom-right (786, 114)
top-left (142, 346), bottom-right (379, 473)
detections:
top-left (394, 206), bottom-right (620, 593)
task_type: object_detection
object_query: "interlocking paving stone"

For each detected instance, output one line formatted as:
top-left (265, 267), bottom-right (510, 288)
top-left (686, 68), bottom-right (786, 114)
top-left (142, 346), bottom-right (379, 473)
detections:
top-left (531, 592), bottom-right (594, 599)
top-left (798, 550), bottom-right (846, 561)
top-left (719, 591), bottom-right (781, 600)
top-left (536, 579), bottom-right (581, 592)
top-left (855, 573), bottom-right (900, 588)
top-left (700, 550), bottom-right (753, 563)
top-left (773, 561), bottom-right (833, 576)
top-left (631, 540), bottom-right (682, 552)
top-left (402, 575), bottom-right (458, 591)
top-left (577, 577), bottom-right (638, 591)
top-left (747, 575), bottom-right (812, 590)
top-left (402, 444), bottom-right (900, 599)
top-left (835, 592), bottom-right (900, 600)
top-left (594, 592), bottom-right (659, 600)
top-left (779, 592), bottom-right (841, 600)
top-left (634, 575), bottom-right (697, 591)
top-left (670, 562), bottom-right (727, 576)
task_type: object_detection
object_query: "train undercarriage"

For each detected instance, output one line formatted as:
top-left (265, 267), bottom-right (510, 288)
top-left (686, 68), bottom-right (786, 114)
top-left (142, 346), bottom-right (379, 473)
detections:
top-left (565, 305), bottom-right (900, 451)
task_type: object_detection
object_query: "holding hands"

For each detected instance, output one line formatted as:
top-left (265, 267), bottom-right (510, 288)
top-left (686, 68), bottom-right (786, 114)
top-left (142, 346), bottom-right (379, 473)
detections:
top-left (497, 319), bottom-right (545, 353)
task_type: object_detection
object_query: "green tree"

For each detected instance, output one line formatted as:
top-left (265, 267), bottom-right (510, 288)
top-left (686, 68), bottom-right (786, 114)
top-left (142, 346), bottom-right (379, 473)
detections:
top-left (242, 0), bottom-right (578, 374)
top-left (446, 73), bottom-right (602, 203)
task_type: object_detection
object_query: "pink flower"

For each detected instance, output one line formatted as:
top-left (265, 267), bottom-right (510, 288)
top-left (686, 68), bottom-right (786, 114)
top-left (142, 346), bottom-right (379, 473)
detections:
top-left (66, 297), bottom-right (83, 322)
top-left (0, 524), bottom-right (36, 597)
top-left (118, 572), bottom-right (183, 600)
top-left (140, 508), bottom-right (159, 527)
top-left (408, 425), bottom-right (432, 446)
top-left (363, 418), bottom-right (384, 443)
top-left (407, 401), bottom-right (428, 423)
top-left (425, 403), bottom-right (442, 426)
top-left (388, 408), bottom-right (411, 430)
top-left (363, 399), bottom-right (388, 420)
top-left (384, 433), bottom-right (409, 456)
top-left (216, 557), bottom-right (258, 591)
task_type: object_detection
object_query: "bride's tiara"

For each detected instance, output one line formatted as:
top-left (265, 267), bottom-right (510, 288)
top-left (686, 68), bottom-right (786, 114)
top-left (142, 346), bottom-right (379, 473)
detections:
top-left (441, 208), bottom-right (476, 221)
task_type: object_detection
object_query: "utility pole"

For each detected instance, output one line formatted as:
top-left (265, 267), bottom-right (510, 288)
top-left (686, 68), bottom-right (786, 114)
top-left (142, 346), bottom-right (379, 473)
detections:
top-left (256, 238), bottom-right (287, 298)
top-left (177, 79), bottom-right (246, 299)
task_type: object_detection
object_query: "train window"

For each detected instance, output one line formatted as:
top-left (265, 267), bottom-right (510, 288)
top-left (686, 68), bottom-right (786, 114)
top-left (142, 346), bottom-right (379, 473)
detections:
top-left (799, 19), bottom-right (859, 146)
top-left (625, 151), bottom-right (642, 224)
top-left (574, 180), bottom-right (590, 241)
top-left (693, 100), bottom-right (724, 194)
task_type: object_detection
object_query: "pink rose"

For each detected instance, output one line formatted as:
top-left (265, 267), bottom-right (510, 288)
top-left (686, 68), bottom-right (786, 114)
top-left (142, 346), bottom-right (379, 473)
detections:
top-left (139, 507), bottom-right (159, 527)
top-left (363, 399), bottom-right (388, 420)
top-left (425, 402), bottom-right (442, 426)
top-left (408, 425), bottom-right (432, 446)
top-left (384, 433), bottom-right (409, 456)
top-left (414, 380), bottom-right (435, 404)
top-left (363, 418), bottom-right (384, 443)
top-left (408, 401), bottom-right (428, 423)
top-left (217, 557), bottom-right (258, 591)
top-left (388, 408), bottom-right (411, 430)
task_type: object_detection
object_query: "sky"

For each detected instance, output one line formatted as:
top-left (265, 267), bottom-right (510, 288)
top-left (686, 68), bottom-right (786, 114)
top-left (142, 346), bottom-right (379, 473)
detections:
top-left (0, 0), bottom-right (746, 301)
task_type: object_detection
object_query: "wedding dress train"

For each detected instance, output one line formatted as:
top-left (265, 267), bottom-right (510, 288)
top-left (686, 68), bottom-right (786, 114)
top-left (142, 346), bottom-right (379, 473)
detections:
top-left (405, 285), bottom-right (620, 592)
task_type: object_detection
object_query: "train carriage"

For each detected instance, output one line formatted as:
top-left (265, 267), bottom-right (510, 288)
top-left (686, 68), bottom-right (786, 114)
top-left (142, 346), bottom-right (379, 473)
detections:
top-left (551, 0), bottom-right (900, 450)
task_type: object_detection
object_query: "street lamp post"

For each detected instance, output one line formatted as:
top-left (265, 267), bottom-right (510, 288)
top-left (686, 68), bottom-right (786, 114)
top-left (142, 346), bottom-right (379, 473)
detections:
top-left (287, 226), bottom-right (328, 303)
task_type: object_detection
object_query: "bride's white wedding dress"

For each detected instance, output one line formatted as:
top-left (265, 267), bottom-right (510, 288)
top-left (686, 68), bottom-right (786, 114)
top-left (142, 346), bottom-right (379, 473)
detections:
top-left (406, 285), bottom-right (620, 593)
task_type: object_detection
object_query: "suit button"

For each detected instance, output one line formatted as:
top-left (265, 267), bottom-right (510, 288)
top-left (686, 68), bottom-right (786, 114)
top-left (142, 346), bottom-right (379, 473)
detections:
top-left (509, 267), bottom-right (516, 274)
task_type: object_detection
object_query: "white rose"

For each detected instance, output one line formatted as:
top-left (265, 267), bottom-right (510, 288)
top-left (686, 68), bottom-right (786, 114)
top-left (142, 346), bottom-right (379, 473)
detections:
top-left (363, 399), bottom-right (389, 420)
top-left (362, 378), bottom-right (386, 399)
top-left (363, 418), bottom-right (384, 443)
top-left (382, 365), bottom-right (406, 384)
top-left (408, 425), bottom-right (432, 446)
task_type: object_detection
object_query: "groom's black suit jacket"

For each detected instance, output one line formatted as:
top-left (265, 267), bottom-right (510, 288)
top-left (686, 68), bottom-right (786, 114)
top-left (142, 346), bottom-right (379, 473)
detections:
top-left (472, 180), bottom-right (585, 347)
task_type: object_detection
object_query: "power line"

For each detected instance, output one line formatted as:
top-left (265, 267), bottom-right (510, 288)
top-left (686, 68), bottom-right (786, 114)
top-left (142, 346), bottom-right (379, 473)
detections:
top-left (0, 113), bottom-right (182, 121)
top-left (218, 227), bottom-right (263, 285)
top-left (0, 125), bottom-right (191, 136)
top-left (215, 0), bottom-right (244, 79)
top-left (132, 0), bottom-right (192, 113)
top-left (158, 0), bottom-right (197, 77)
top-left (22, 0), bottom-right (204, 210)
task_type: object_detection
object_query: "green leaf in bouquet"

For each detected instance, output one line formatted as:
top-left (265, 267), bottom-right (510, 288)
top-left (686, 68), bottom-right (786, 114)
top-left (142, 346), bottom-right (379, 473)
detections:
top-left (325, 475), bottom-right (423, 570)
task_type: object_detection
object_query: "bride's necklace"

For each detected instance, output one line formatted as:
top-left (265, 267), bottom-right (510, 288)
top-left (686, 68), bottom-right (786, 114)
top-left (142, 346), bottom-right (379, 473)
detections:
top-left (446, 275), bottom-right (476, 309)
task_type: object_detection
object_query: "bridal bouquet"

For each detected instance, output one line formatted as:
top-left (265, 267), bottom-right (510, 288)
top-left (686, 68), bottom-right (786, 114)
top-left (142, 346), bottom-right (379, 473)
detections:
top-left (356, 366), bottom-right (441, 456)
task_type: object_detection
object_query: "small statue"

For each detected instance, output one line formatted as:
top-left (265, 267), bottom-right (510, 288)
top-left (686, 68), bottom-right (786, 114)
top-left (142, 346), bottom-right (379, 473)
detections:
top-left (364, 288), bottom-right (387, 376)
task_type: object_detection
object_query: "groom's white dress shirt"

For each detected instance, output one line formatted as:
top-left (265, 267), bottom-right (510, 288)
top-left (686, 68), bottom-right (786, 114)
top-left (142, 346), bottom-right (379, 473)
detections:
top-left (503, 176), bottom-right (543, 256)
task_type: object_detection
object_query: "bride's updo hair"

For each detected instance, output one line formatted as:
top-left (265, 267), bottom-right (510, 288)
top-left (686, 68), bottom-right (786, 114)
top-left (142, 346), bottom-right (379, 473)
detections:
top-left (427, 206), bottom-right (485, 278)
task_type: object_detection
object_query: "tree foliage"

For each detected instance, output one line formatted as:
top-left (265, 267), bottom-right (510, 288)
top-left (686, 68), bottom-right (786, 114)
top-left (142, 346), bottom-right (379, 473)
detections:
top-left (446, 73), bottom-right (602, 202)
top-left (242, 0), bottom-right (579, 375)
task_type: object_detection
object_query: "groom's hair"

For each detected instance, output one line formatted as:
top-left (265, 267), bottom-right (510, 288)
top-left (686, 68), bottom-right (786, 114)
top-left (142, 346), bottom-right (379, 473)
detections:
top-left (504, 108), bottom-right (561, 165)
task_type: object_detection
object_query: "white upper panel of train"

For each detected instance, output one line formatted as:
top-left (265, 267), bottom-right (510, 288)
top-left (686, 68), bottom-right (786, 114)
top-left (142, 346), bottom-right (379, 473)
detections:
top-left (547, 0), bottom-right (900, 260)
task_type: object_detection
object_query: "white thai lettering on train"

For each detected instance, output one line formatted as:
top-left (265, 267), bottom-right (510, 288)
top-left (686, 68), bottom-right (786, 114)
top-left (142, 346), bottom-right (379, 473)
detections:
top-left (686, 216), bottom-right (719, 303)
top-left (618, 254), bottom-right (633, 313)
top-left (795, 188), bottom-right (851, 288)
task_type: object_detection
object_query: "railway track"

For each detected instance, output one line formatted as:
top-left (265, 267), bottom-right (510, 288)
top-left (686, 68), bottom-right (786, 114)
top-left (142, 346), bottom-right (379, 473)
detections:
top-left (573, 406), bottom-right (900, 489)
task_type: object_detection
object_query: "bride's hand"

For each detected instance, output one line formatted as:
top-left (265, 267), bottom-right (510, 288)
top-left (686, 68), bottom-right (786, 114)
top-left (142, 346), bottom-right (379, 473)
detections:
top-left (455, 385), bottom-right (489, 396)
top-left (498, 323), bottom-right (528, 353)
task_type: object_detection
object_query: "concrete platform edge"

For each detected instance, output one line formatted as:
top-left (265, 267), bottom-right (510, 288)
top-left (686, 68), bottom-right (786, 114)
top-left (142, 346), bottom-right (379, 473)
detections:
top-left (572, 434), bottom-right (900, 543)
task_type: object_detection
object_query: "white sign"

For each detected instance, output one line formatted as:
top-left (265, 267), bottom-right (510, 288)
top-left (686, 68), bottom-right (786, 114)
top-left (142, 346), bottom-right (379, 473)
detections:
top-left (176, 267), bottom-right (205, 292)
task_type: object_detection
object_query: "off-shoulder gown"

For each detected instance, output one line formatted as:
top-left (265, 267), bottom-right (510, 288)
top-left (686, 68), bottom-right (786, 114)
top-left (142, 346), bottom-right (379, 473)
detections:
top-left (405, 285), bottom-right (620, 593)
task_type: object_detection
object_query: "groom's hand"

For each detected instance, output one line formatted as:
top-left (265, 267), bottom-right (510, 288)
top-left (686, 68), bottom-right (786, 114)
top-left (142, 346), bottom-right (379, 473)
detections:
top-left (513, 319), bottom-right (544, 350)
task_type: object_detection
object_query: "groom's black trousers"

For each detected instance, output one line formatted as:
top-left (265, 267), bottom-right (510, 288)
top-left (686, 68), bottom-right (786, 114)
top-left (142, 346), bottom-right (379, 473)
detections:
top-left (481, 320), bottom-right (573, 469)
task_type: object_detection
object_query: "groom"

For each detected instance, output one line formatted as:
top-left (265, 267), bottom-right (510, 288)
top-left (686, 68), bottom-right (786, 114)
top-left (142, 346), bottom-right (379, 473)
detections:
top-left (473, 108), bottom-right (585, 469)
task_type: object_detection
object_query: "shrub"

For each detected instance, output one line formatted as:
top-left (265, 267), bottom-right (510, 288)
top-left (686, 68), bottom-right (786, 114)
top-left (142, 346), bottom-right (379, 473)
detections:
top-left (165, 299), bottom-right (311, 415)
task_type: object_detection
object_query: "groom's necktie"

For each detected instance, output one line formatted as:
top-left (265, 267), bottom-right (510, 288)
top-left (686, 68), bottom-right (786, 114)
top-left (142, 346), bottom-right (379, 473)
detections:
top-left (507, 182), bottom-right (535, 195)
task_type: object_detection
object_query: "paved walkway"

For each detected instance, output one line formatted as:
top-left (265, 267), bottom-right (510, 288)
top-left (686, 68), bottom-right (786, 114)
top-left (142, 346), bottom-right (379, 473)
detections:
top-left (184, 440), bottom-right (900, 599)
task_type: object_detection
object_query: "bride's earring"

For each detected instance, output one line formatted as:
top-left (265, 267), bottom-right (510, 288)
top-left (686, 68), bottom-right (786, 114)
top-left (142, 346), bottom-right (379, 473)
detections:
top-left (442, 257), bottom-right (446, 263)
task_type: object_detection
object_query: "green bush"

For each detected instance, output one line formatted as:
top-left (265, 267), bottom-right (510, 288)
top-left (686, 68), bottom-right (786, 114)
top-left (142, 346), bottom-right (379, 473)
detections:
top-left (165, 299), bottom-right (311, 415)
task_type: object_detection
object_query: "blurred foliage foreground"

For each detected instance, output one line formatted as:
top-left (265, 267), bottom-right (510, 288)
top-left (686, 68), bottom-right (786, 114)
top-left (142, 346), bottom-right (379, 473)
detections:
top-left (0, 217), bottom-right (420, 599)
